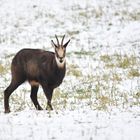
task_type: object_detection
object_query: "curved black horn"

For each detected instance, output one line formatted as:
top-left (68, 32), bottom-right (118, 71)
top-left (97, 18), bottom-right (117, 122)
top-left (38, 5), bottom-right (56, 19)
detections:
top-left (61, 35), bottom-right (65, 46)
top-left (55, 35), bottom-right (59, 46)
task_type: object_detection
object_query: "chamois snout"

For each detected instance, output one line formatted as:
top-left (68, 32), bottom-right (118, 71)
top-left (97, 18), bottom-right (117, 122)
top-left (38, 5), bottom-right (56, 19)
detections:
top-left (59, 57), bottom-right (64, 63)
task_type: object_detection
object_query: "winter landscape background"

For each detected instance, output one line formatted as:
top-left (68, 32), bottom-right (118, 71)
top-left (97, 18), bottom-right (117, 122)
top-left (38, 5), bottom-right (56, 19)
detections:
top-left (0, 0), bottom-right (140, 140)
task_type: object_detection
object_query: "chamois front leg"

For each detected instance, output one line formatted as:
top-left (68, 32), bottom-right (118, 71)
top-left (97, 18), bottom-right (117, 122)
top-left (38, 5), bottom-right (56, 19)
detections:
top-left (46, 89), bottom-right (53, 110)
top-left (30, 86), bottom-right (43, 110)
top-left (41, 84), bottom-right (53, 110)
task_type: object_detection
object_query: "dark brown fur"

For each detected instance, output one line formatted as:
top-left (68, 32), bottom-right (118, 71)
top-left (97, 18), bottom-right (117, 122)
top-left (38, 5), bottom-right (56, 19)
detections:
top-left (4, 35), bottom-right (70, 113)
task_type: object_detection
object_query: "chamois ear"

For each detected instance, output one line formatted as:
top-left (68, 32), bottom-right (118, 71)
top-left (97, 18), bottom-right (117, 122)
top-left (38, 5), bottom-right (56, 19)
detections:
top-left (63, 39), bottom-right (70, 48)
top-left (51, 40), bottom-right (58, 48)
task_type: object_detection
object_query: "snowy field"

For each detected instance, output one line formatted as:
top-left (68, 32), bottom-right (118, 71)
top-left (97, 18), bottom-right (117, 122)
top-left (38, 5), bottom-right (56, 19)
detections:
top-left (0, 0), bottom-right (140, 140)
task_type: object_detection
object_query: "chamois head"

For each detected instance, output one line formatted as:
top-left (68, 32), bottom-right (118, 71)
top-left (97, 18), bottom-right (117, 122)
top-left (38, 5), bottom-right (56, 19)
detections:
top-left (51, 35), bottom-right (70, 68)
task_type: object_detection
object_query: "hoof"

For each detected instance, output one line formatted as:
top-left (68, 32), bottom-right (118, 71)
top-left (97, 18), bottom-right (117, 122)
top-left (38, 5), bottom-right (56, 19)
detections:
top-left (36, 106), bottom-right (43, 110)
top-left (5, 109), bottom-right (10, 113)
top-left (46, 105), bottom-right (53, 111)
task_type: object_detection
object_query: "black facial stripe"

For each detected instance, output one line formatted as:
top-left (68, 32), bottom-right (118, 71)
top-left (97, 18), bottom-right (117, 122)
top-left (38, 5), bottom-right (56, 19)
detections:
top-left (55, 49), bottom-right (59, 58)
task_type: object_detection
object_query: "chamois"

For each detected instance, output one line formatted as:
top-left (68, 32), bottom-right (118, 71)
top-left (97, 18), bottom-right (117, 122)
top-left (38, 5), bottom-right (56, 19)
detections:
top-left (4, 35), bottom-right (70, 113)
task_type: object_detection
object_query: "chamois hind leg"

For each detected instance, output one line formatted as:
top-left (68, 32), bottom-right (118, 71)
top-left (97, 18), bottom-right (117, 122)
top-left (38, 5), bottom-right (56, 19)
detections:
top-left (41, 84), bottom-right (53, 110)
top-left (30, 86), bottom-right (43, 110)
top-left (4, 79), bottom-right (24, 113)
top-left (4, 63), bottom-right (26, 113)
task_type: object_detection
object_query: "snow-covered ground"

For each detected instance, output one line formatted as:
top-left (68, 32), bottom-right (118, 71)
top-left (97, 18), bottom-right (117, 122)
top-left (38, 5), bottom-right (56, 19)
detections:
top-left (0, 108), bottom-right (140, 140)
top-left (0, 0), bottom-right (140, 140)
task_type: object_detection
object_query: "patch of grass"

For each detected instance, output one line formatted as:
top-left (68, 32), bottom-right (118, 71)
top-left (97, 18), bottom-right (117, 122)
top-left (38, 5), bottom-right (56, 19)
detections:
top-left (111, 73), bottom-right (122, 81)
top-left (130, 91), bottom-right (140, 106)
top-left (0, 63), bottom-right (8, 75)
top-left (130, 12), bottom-right (140, 21)
top-left (68, 51), bottom-right (96, 57)
top-left (100, 54), bottom-right (117, 68)
top-left (70, 69), bottom-right (82, 77)
top-left (52, 89), bottom-right (69, 110)
top-left (135, 92), bottom-right (140, 98)
top-left (67, 30), bottom-right (80, 36)
top-left (128, 68), bottom-right (140, 77)
top-left (105, 63), bottom-right (115, 68)
top-left (102, 73), bottom-right (122, 82)
top-left (100, 54), bottom-right (111, 63)
top-left (95, 95), bottom-right (114, 110)
top-left (0, 64), bottom-right (5, 74)
top-left (100, 54), bottom-right (138, 69)
top-left (102, 74), bottom-right (109, 81)
top-left (67, 64), bottom-right (82, 77)
top-left (74, 88), bottom-right (91, 100)
top-left (116, 55), bottom-right (137, 69)
top-left (117, 57), bottom-right (131, 69)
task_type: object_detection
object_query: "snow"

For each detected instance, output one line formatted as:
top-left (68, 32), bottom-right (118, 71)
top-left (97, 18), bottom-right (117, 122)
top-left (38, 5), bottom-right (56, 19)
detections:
top-left (0, 108), bottom-right (140, 140)
top-left (0, 0), bottom-right (140, 140)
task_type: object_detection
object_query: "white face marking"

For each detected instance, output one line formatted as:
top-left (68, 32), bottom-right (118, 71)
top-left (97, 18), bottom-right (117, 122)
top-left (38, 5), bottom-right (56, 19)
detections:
top-left (55, 55), bottom-right (66, 68)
